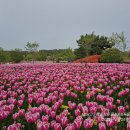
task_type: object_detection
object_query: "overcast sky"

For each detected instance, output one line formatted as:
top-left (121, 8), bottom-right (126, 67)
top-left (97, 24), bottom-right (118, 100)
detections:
top-left (0, 0), bottom-right (130, 50)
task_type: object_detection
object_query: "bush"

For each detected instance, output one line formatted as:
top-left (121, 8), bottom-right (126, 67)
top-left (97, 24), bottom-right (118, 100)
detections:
top-left (10, 51), bottom-right (23, 63)
top-left (0, 51), bottom-right (6, 63)
top-left (100, 48), bottom-right (123, 63)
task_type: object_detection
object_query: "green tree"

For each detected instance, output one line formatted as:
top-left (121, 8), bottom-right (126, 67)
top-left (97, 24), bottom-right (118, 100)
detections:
top-left (75, 32), bottom-right (114, 59)
top-left (35, 51), bottom-right (47, 61)
top-left (76, 32), bottom-right (96, 57)
top-left (25, 41), bottom-right (39, 62)
top-left (63, 48), bottom-right (75, 62)
top-left (48, 48), bottom-right (75, 62)
top-left (10, 48), bottom-right (23, 63)
top-left (108, 32), bottom-right (128, 52)
top-left (25, 41), bottom-right (39, 52)
top-left (0, 47), bottom-right (6, 63)
top-left (100, 48), bottom-right (123, 63)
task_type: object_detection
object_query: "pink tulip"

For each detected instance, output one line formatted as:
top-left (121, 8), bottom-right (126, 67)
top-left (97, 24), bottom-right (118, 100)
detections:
top-left (86, 95), bottom-right (90, 100)
top-left (117, 99), bottom-right (120, 104)
top-left (17, 100), bottom-right (23, 107)
top-left (37, 120), bottom-right (50, 130)
top-left (42, 115), bottom-right (49, 122)
top-left (118, 106), bottom-right (125, 114)
top-left (54, 123), bottom-right (62, 130)
top-left (74, 118), bottom-right (82, 129)
top-left (96, 115), bottom-right (104, 123)
top-left (13, 113), bottom-right (19, 120)
top-left (106, 118), bottom-right (114, 128)
top-left (99, 122), bottom-right (106, 130)
top-left (106, 102), bottom-right (113, 110)
top-left (19, 94), bottom-right (25, 100)
top-left (90, 106), bottom-right (97, 115)
top-left (83, 118), bottom-right (93, 129)
top-left (126, 105), bottom-right (129, 110)
top-left (50, 120), bottom-right (56, 128)
top-left (56, 115), bottom-right (61, 122)
top-left (61, 117), bottom-right (68, 128)
top-left (28, 98), bottom-right (33, 104)
top-left (7, 123), bottom-right (21, 130)
top-left (50, 111), bottom-right (56, 119)
top-left (0, 111), bottom-right (10, 120)
top-left (75, 109), bottom-right (81, 116)
top-left (65, 124), bottom-right (75, 130)
top-left (127, 122), bottom-right (130, 130)
top-left (9, 104), bottom-right (14, 111)
top-left (68, 101), bottom-right (76, 110)
top-left (111, 114), bottom-right (118, 125)
top-left (82, 106), bottom-right (88, 115)
top-left (25, 112), bottom-right (40, 123)
top-left (18, 109), bottom-right (25, 117)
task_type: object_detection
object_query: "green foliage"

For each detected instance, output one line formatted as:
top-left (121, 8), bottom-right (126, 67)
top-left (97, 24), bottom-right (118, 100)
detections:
top-left (121, 51), bottom-right (130, 61)
top-left (25, 41), bottom-right (39, 62)
top-left (25, 51), bottom-right (47, 61)
top-left (40, 48), bottom-right (75, 62)
top-left (64, 48), bottom-right (75, 62)
top-left (52, 48), bottom-right (75, 62)
top-left (0, 50), bottom-right (7, 63)
top-left (10, 49), bottom-right (24, 63)
top-left (24, 53), bottom-right (34, 61)
top-left (36, 51), bottom-right (47, 61)
top-left (74, 47), bottom-right (86, 59)
top-left (0, 48), bottom-right (10, 63)
top-left (75, 32), bottom-right (114, 59)
top-left (100, 48), bottom-right (124, 63)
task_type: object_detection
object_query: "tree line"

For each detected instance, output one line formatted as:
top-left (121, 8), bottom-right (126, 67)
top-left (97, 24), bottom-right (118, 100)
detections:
top-left (0, 32), bottom-right (129, 63)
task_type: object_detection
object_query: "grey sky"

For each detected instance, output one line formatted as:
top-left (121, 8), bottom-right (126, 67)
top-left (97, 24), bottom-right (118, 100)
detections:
top-left (0, 0), bottom-right (130, 50)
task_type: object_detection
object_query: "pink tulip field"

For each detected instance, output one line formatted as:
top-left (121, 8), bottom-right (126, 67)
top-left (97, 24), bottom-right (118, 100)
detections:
top-left (1, 63), bottom-right (130, 130)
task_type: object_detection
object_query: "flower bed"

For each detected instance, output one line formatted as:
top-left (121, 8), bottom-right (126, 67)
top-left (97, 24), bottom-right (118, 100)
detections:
top-left (0, 63), bottom-right (130, 130)
top-left (74, 55), bottom-right (101, 63)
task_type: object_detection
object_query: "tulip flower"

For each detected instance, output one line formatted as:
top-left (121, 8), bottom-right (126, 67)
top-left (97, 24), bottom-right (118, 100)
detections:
top-left (37, 120), bottom-right (50, 130)
top-left (7, 123), bottom-right (21, 130)
top-left (68, 101), bottom-right (76, 110)
top-left (65, 124), bottom-right (75, 130)
top-left (75, 109), bottom-right (81, 116)
top-left (106, 118), bottom-right (114, 128)
top-left (17, 100), bottom-right (23, 108)
top-left (118, 106), bottom-right (125, 114)
top-left (61, 117), bottom-right (68, 128)
top-left (90, 106), bottom-right (97, 115)
top-left (99, 122), bottom-right (106, 130)
top-left (83, 118), bottom-right (93, 129)
top-left (127, 122), bottom-right (130, 130)
top-left (74, 118), bottom-right (82, 129)
top-left (54, 123), bottom-right (62, 130)
top-left (51, 111), bottom-right (56, 119)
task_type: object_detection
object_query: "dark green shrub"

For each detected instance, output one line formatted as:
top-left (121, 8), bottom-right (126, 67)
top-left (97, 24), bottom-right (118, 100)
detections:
top-left (10, 51), bottom-right (23, 63)
top-left (100, 48), bottom-right (123, 63)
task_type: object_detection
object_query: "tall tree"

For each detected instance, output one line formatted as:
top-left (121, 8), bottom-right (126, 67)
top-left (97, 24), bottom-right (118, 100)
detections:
top-left (77, 32), bottom-right (96, 56)
top-left (25, 41), bottom-right (39, 52)
top-left (75, 32), bottom-right (114, 59)
top-left (108, 32), bottom-right (128, 52)
top-left (25, 41), bottom-right (39, 62)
